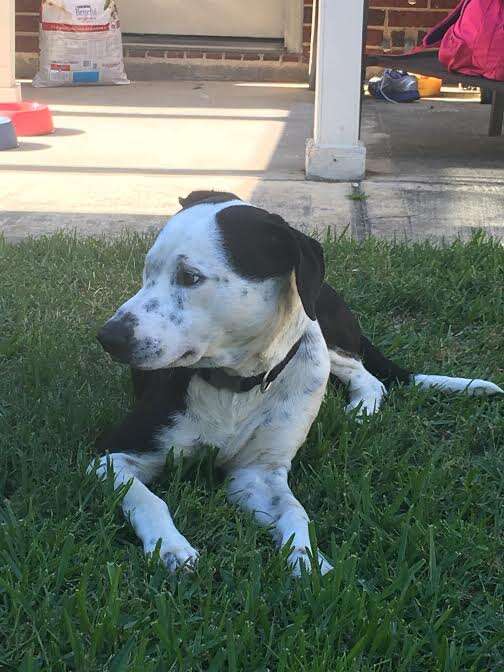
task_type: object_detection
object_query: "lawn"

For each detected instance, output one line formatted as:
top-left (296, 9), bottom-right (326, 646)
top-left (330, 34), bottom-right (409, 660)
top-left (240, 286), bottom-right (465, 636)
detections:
top-left (0, 231), bottom-right (503, 672)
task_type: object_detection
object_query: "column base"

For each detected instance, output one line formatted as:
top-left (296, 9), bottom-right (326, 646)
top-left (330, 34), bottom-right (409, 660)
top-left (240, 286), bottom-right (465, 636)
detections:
top-left (305, 139), bottom-right (366, 181)
top-left (0, 83), bottom-right (22, 103)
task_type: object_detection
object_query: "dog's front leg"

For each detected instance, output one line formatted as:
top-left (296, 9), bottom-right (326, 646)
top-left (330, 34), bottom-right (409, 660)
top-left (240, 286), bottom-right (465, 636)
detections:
top-left (227, 464), bottom-right (332, 576)
top-left (329, 348), bottom-right (386, 417)
top-left (90, 452), bottom-right (199, 572)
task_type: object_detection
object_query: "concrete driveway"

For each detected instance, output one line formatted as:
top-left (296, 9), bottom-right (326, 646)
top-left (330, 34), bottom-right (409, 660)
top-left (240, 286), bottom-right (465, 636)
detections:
top-left (1, 80), bottom-right (503, 242)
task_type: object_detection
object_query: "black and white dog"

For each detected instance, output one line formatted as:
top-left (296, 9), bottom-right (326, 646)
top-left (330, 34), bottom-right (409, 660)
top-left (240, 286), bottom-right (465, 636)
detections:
top-left (93, 191), bottom-right (502, 575)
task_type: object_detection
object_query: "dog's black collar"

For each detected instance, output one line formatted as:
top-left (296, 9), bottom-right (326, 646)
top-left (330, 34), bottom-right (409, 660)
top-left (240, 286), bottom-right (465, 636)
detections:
top-left (196, 338), bottom-right (302, 394)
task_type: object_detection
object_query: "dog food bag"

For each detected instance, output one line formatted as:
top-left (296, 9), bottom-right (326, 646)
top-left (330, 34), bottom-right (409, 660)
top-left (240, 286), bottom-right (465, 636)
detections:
top-left (33, 0), bottom-right (129, 87)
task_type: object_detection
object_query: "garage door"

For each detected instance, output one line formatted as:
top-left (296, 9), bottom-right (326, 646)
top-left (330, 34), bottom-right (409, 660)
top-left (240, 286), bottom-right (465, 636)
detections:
top-left (118, 0), bottom-right (285, 38)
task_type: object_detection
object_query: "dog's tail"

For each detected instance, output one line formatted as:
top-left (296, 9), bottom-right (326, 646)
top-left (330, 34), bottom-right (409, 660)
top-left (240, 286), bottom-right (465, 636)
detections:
top-left (360, 335), bottom-right (504, 397)
top-left (411, 373), bottom-right (503, 396)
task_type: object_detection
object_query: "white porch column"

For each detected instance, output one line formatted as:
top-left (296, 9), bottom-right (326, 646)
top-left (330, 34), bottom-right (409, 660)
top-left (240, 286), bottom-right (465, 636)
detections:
top-left (306, 0), bottom-right (366, 181)
top-left (0, 0), bottom-right (22, 102)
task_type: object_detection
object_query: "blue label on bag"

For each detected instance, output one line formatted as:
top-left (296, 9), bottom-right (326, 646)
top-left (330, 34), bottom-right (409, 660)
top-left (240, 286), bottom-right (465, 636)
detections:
top-left (73, 71), bottom-right (99, 83)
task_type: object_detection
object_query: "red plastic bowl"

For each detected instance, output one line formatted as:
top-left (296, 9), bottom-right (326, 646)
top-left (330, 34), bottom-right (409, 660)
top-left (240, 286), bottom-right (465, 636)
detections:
top-left (0, 101), bottom-right (54, 136)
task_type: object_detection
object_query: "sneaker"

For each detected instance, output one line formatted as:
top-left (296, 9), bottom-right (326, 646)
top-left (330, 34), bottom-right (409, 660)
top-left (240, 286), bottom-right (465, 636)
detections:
top-left (368, 69), bottom-right (420, 103)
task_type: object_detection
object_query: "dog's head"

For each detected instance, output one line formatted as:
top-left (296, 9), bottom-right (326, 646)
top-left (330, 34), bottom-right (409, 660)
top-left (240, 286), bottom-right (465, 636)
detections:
top-left (97, 191), bottom-right (325, 370)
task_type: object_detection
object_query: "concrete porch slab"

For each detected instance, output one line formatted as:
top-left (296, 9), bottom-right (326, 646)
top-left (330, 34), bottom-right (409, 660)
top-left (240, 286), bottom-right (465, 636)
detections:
top-left (1, 81), bottom-right (503, 243)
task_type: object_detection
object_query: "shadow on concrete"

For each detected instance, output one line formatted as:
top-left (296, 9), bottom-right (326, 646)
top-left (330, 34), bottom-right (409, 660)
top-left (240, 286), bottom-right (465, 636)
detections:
top-left (51, 127), bottom-right (87, 136)
top-left (362, 95), bottom-right (503, 180)
top-left (21, 81), bottom-right (311, 110)
top-left (248, 87), bottom-right (504, 242)
top-left (0, 211), bottom-right (164, 243)
top-left (51, 110), bottom-right (290, 122)
top-left (16, 142), bottom-right (53, 152)
top-left (0, 164), bottom-right (278, 177)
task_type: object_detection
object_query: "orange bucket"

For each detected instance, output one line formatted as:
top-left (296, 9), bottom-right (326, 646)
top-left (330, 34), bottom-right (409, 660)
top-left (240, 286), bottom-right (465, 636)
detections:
top-left (412, 74), bottom-right (443, 98)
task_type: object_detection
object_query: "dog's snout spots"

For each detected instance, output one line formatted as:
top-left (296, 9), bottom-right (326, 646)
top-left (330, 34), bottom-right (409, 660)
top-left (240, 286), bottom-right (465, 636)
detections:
top-left (122, 311), bottom-right (140, 327)
top-left (169, 313), bottom-right (183, 326)
top-left (131, 336), bottom-right (164, 365)
top-left (144, 298), bottom-right (160, 313)
top-left (176, 295), bottom-right (184, 310)
top-left (241, 288), bottom-right (249, 296)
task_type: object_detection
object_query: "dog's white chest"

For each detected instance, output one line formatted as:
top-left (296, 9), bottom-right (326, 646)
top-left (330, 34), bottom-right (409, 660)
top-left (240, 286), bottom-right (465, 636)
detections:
top-left (160, 378), bottom-right (270, 464)
top-left (156, 327), bottom-right (331, 468)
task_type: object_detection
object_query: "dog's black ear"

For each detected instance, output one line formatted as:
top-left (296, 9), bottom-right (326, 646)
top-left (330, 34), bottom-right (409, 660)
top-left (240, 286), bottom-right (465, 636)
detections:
top-left (286, 222), bottom-right (325, 321)
top-left (178, 190), bottom-right (240, 209)
top-left (217, 206), bottom-right (325, 320)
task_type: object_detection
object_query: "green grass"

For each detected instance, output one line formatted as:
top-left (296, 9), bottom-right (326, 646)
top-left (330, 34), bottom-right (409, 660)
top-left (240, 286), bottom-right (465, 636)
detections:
top-left (0, 231), bottom-right (503, 672)
top-left (346, 192), bottom-right (368, 201)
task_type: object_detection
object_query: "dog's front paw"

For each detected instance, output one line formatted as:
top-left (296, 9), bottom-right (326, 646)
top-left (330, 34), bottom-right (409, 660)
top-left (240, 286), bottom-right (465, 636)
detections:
top-left (288, 547), bottom-right (333, 576)
top-left (145, 536), bottom-right (199, 573)
top-left (346, 380), bottom-right (386, 419)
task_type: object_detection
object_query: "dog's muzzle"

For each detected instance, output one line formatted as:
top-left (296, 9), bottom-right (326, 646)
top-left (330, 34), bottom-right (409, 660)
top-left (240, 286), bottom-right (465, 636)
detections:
top-left (97, 318), bottom-right (134, 363)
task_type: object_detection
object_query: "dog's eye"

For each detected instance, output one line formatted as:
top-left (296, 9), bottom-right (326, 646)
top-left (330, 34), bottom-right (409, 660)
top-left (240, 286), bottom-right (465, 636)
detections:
top-left (176, 268), bottom-right (203, 287)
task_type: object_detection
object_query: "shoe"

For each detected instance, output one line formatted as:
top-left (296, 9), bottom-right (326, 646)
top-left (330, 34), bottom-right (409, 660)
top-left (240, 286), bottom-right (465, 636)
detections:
top-left (368, 69), bottom-right (420, 103)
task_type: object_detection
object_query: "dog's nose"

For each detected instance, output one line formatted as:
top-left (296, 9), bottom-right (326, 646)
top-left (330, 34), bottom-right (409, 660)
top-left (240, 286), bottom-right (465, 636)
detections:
top-left (97, 319), bottom-right (134, 363)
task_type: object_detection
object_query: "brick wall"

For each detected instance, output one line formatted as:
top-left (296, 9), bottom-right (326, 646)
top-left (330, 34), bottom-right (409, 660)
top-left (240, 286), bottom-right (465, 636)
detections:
top-left (302, 0), bottom-right (313, 63)
top-left (16, 0), bottom-right (460, 68)
top-left (365, 0), bottom-right (459, 53)
top-left (302, 0), bottom-right (459, 58)
top-left (15, 0), bottom-right (39, 55)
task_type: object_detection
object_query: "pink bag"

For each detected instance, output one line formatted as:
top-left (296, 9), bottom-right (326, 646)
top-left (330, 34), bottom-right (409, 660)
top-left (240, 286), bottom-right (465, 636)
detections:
top-left (421, 0), bottom-right (504, 80)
